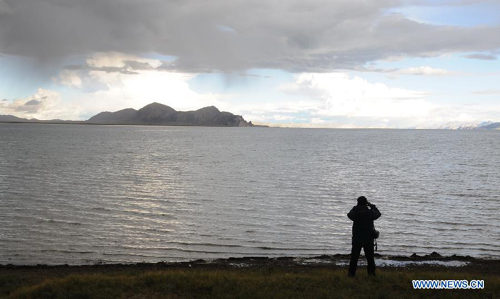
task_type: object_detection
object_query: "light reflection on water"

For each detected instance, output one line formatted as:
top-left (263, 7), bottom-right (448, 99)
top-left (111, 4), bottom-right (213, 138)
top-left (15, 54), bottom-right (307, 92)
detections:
top-left (0, 123), bottom-right (499, 265)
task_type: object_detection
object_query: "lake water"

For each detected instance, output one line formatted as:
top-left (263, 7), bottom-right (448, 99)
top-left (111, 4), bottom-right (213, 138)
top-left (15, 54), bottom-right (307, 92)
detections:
top-left (1, 123), bottom-right (499, 265)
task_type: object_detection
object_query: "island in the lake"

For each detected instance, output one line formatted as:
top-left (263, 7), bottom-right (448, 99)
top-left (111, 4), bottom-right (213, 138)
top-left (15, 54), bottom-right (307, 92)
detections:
top-left (0, 103), bottom-right (267, 127)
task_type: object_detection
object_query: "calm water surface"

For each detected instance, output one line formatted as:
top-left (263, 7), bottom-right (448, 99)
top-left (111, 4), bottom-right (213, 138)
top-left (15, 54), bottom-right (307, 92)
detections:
top-left (1, 123), bottom-right (499, 265)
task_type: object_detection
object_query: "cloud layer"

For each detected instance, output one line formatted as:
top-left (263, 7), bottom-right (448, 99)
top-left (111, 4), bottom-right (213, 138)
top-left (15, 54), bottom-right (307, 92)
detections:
top-left (1, 0), bottom-right (500, 72)
top-left (236, 72), bottom-right (500, 128)
top-left (1, 1), bottom-right (500, 128)
top-left (0, 89), bottom-right (80, 119)
top-left (4, 59), bottom-right (500, 128)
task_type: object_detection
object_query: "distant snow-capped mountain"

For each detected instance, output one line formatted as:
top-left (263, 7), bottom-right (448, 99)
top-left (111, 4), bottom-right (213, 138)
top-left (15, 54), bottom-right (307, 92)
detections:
top-left (438, 121), bottom-right (499, 130)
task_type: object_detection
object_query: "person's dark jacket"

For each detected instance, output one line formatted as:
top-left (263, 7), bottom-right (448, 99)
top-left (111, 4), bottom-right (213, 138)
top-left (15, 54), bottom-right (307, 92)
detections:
top-left (347, 204), bottom-right (381, 243)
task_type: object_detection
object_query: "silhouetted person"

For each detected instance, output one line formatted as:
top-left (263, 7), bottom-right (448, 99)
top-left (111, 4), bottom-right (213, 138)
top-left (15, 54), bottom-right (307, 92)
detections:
top-left (347, 196), bottom-right (381, 277)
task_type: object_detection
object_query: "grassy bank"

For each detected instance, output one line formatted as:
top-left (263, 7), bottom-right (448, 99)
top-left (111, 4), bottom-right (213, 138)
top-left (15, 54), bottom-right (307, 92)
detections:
top-left (1, 266), bottom-right (499, 299)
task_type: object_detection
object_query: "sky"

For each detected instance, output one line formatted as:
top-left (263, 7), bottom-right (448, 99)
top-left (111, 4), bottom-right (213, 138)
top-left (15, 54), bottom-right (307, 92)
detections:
top-left (1, 0), bottom-right (500, 128)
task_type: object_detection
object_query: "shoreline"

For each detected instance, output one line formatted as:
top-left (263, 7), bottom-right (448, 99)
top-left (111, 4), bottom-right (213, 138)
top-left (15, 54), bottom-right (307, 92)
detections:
top-left (0, 121), bottom-right (268, 128)
top-left (2, 252), bottom-right (499, 273)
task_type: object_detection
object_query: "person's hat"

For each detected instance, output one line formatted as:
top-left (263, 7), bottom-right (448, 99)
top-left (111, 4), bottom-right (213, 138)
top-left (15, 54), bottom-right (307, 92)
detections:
top-left (357, 196), bottom-right (367, 205)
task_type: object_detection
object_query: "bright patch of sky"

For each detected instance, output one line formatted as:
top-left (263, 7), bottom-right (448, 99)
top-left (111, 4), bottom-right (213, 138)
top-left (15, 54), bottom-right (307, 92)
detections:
top-left (0, 54), bottom-right (94, 100)
top-left (391, 2), bottom-right (500, 27)
top-left (0, 56), bottom-right (44, 99)
top-left (188, 69), bottom-right (299, 104)
top-left (362, 54), bottom-right (500, 105)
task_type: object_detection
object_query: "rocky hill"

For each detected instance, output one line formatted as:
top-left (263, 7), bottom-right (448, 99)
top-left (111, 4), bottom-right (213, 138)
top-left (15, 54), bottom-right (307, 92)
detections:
top-left (87, 103), bottom-right (254, 127)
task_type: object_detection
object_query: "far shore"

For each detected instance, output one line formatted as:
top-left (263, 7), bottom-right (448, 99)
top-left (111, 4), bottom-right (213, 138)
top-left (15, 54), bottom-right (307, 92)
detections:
top-left (0, 121), bottom-right (269, 127)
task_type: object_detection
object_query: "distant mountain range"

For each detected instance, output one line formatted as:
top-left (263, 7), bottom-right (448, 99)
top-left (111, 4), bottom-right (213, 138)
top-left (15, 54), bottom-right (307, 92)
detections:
top-left (0, 103), bottom-right (262, 127)
top-left (480, 122), bottom-right (500, 130)
top-left (1, 105), bottom-right (499, 129)
top-left (0, 114), bottom-right (80, 124)
top-left (439, 121), bottom-right (500, 130)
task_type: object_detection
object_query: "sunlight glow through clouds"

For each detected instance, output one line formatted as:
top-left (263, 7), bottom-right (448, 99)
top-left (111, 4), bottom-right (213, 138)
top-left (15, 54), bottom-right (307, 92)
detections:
top-left (395, 66), bottom-right (456, 76)
top-left (2, 53), bottom-right (232, 120)
top-left (76, 71), bottom-right (230, 119)
top-left (54, 53), bottom-right (232, 119)
top-left (280, 73), bottom-right (432, 119)
top-left (0, 88), bottom-right (82, 120)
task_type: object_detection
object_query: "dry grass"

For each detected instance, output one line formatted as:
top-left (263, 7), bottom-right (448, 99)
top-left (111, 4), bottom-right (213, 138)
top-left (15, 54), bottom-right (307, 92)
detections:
top-left (2, 267), bottom-right (499, 299)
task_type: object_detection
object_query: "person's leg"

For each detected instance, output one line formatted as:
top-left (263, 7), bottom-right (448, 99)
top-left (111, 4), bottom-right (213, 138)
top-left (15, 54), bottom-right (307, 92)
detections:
top-left (348, 241), bottom-right (362, 277)
top-left (364, 241), bottom-right (376, 276)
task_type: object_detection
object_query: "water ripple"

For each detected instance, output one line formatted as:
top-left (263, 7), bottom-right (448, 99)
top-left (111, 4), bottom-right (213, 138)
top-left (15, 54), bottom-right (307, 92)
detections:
top-left (1, 124), bottom-right (499, 265)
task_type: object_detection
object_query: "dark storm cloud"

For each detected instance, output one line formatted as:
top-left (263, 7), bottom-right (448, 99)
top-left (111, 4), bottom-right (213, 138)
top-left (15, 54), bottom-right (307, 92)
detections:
top-left (24, 99), bottom-right (41, 105)
top-left (123, 60), bottom-right (155, 71)
top-left (1, 0), bottom-right (500, 72)
top-left (62, 60), bottom-right (155, 75)
top-left (462, 53), bottom-right (497, 60)
top-left (64, 64), bottom-right (139, 75)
